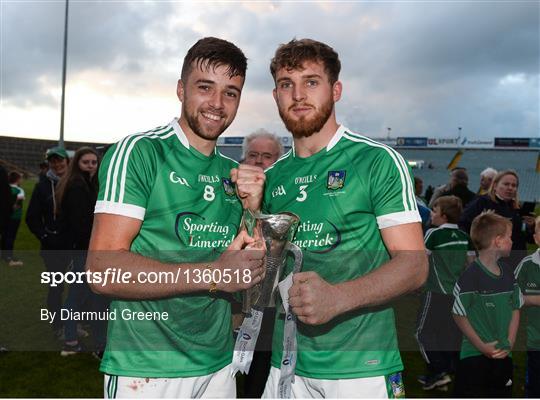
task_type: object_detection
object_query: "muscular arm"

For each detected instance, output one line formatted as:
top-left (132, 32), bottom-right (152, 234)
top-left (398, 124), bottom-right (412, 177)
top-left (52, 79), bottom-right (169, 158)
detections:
top-left (290, 222), bottom-right (428, 325)
top-left (86, 213), bottom-right (263, 299)
top-left (335, 222), bottom-right (427, 312)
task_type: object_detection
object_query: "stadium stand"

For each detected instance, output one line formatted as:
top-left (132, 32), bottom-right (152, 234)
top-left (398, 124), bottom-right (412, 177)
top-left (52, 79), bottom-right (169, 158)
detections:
top-left (0, 136), bottom-right (108, 176)
top-left (0, 136), bottom-right (537, 202)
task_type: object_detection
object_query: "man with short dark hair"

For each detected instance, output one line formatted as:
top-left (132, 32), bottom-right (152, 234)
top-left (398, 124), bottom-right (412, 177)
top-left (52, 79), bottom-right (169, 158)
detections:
top-left (87, 37), bottom-right (265, 398)
top-left (262, 38), bottom-right (427, 398)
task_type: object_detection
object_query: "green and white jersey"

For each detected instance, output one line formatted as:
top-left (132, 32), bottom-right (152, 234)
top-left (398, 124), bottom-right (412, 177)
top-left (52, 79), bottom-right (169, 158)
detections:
top-left (263, 125), bottom-right (421, 379)
top-left (515, 250), bottom-right (540, 349)
top-left (452, 260), bottom-right (523, 359)
top-left (424, 224), bottom-right (475, 295)
top-left (9, 184), bottom-right (24, 220)
top-left (95, 118), bottom-right (242, 378)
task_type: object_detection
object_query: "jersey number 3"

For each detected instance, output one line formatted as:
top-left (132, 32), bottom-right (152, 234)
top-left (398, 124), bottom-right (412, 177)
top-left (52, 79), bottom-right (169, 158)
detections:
top-left (296, 185), bottom-right (308, 202)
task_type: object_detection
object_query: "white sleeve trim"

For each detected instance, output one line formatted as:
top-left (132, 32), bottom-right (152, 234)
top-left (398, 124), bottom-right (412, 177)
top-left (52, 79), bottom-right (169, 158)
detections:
top-left (377, 210), bottom-right (421, 229)
top-left (94, 200), bottom-right (146, 220)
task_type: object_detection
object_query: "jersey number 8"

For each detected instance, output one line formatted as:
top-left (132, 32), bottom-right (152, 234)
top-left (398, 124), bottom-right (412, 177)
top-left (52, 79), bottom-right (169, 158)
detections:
top-left (204, 185), bottom-right (215, 201)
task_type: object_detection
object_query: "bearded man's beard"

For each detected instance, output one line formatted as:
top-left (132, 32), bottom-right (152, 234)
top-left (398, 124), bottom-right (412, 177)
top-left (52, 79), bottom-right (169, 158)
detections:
top-left (278, 98), bottom-right (334, 138)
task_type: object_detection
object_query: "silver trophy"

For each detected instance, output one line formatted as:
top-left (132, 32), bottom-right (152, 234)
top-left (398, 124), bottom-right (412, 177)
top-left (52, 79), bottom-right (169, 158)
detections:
top-left (233, 210), bottom-right (303, 377)
top-left (242, 210), bottom-right (303, 313)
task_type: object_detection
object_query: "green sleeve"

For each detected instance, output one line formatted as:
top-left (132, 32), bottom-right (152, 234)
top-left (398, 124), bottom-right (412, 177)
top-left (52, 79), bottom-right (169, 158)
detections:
top-left (513, 282), bottom-right (524, 309)
top-left (452, 273), bottom-right (475, 316)
top-left (369, 150), bottom-right (418, 221)
top-left (96, 138), bottom-right (157, 219)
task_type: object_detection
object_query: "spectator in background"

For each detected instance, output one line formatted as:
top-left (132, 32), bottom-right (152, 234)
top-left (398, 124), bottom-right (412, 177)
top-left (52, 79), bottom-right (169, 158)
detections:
top-left (425, 184), bottom-right (435, 205)
top-left (477, 167), bottom-right (497, 196)
top-left (515, 216), bottom-right (540, 398)
top-left (414, 176), bottom-right (427, 207)
top-left (56, 147), bottom-right (108, 357)
top-left (429, 168), bottom-right (475, 209)
top-left (1, 171), bottom-right (25, 266)
top-left (0, 165), bottom-right (12, 353)
top-left (0, 166), bottom-right (13, 260)
top-left (452, 211), bottom-right (522, 398)
top-left (414, 177), bottom-right (431, 232)
top-left (416, 196), bottom-right (475, 391)
top-left (38, 161), bottom-right (49, 178)
top-left (242, 129), bottom-right (283, 170)
top-left (459, 170), bottom-right (535, 269)
top-left (26, 146), bottom-right (70, 337)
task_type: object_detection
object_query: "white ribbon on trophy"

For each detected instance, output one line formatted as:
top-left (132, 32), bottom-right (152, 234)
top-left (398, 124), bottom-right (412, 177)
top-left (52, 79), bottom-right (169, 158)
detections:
top-left (232, 210), bottom-right (302, 398)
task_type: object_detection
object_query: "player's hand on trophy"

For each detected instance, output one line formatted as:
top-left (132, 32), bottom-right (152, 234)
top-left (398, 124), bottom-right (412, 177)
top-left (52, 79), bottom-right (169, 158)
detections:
top-left (213, 230), bottom-right (265, 293)
top-left (230, 164), bottom-right (265, 211)
top-left (288, 271), bottom-right (341, 325)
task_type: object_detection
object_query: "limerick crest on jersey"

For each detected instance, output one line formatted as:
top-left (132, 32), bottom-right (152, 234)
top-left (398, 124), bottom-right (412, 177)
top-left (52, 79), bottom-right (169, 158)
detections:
top-left (327, 170), bottom-right (346, 190)
top-left (222, 178), bottom-right (236, 196)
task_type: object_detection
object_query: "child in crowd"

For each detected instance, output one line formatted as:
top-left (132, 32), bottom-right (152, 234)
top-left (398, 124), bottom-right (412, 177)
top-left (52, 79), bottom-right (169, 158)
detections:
top-left (452, 210), bottom-right (522, 397)
top-left (416, 195), bottom-right (475, 390)
top-left (515, 216), bottom-right (540, 398)
top-left (1, 171), bottom-right (25, 266)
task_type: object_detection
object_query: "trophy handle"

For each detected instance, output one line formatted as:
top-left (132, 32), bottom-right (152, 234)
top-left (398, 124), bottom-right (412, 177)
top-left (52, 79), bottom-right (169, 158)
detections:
top-left (285, 242), bottom-right (303, 274)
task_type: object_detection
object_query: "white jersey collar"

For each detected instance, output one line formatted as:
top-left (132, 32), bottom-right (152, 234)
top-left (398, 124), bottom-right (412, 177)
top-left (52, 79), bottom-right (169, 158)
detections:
top-left (439, 223), bottom-right (459, 229)
top-left (170, 118), bottom-right (190, 149)
top-left (326, 125), bottom-right (347, 151)
top-left (533, 249), bottom-right (540, 266)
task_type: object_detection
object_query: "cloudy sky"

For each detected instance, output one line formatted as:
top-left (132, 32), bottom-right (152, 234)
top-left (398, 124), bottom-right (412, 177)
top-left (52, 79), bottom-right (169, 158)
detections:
top-left (1, 1), bottom-right (538, 143)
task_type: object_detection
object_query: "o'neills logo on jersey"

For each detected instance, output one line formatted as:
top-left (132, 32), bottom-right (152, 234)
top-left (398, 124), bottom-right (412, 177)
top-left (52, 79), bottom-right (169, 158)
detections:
top-left (198, 174), bottom-right (220, 183)
top-left (174, 212), bottom-right (235, 248)
top-left (294, 174), bottom-right (317, 184)
top-left (292, 220), bottom-right (341, 253)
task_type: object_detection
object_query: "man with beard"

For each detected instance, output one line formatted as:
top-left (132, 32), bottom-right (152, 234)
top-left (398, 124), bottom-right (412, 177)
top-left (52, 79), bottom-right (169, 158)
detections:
top-left (86, 37), bottom-right (265, 398)
top-left (261, 39), bottom-right (428, 398)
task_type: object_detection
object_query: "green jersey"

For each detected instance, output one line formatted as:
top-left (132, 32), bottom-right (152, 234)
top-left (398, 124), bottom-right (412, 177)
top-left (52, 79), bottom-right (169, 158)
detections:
top-left (515, 250), bottom-right (540, 349)
top-left (95, 119), bottom-right (242, 377)
top-left (263, 125), bottom-right (420, 379)
top-left (9, 185), bottom-right (24, 220)
top-left (424, 224), bottom-right (475, 294)
top-left (452, 260), bottom-right (523, 359)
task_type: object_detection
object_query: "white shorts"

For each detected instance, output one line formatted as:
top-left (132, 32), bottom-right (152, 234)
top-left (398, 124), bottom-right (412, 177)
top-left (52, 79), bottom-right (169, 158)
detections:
top-left (262, 366), bottom-right (404, 398)
top-left (104, 364), bottom-right (235, 398)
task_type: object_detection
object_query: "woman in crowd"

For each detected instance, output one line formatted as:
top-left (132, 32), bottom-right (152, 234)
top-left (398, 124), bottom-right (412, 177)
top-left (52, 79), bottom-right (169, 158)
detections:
top-left (459, 170), bottom-right (535, 268)
top-left (56, 147), bottom-right (108, 357)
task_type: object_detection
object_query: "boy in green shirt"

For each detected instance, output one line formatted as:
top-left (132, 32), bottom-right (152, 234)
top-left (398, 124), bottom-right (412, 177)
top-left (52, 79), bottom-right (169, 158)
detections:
top-left (452, 210), bottom-right (522, 397)
top-left (415, 195), bottom-right (475, 390)
top-left (515, 216), bottom-right (540, 398)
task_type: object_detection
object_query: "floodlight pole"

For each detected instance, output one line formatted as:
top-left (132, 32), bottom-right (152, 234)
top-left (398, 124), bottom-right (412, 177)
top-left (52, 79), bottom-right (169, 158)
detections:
top-left (59, 0), bottom-right (69, 149)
